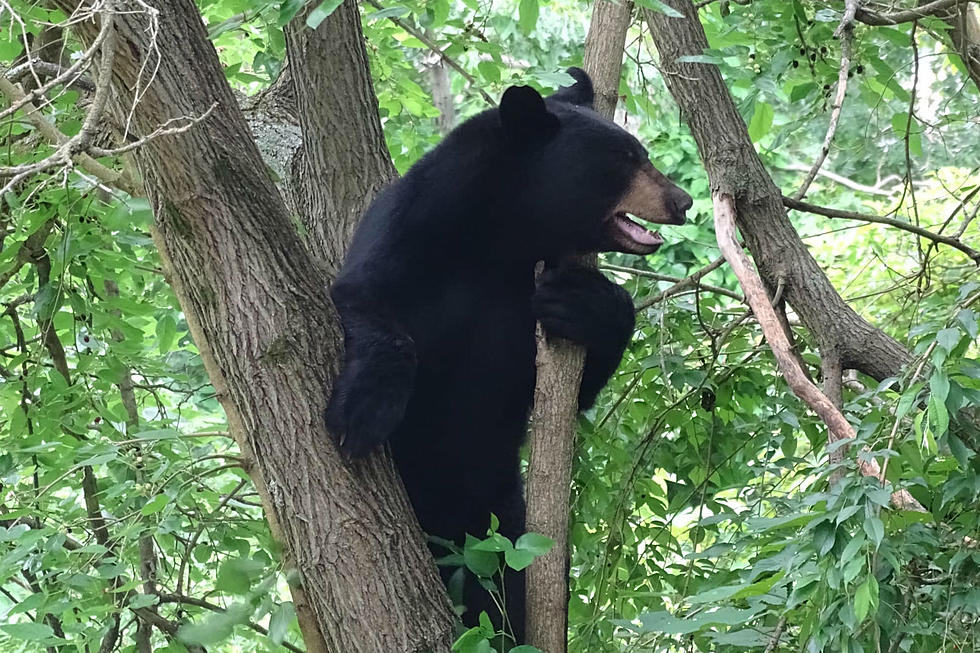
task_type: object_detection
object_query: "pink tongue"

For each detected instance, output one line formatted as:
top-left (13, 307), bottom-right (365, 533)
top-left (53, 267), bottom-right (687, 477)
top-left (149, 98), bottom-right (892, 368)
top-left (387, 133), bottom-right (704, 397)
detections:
top-left (615, 214), bottom-right (663, 246)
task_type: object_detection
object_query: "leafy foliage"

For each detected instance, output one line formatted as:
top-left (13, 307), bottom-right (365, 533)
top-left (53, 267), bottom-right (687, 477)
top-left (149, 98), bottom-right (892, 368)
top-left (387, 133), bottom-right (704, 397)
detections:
top-left (1, 0), bottom-right (978, 651)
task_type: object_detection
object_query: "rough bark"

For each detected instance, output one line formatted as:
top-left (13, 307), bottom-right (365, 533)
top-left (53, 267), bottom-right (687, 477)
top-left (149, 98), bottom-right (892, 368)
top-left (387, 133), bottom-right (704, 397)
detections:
top-left (285, 2), bottom-right (398, 273)
top-left (643, 1), bottom-right (914, 384)
top-left (926, 0), bottom-right (980, 91)
top-left (58, 2), bottom-right (454, 651)
top-left (525, 2), bottom-right (631, 650)
top-left (584, 0), bottom-right (634, 118)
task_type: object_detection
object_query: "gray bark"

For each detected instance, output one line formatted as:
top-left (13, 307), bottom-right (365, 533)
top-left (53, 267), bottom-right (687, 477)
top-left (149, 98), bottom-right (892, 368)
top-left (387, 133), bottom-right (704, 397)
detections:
top-left (57, 1), bottom-right (455, 651)
top-left (644, 1), bottom-right (913, 384)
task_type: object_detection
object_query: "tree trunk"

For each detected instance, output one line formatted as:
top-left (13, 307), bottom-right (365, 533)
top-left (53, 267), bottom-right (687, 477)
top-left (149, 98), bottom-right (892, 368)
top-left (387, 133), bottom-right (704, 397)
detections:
top-left (57, 2), bottom-right (455, 651)
top-left (643, 2), bottom-right (913, 385)
top-left (525, 2), bottom-right (632, 650)
top-left (285, 2), bottom-right (398, 271)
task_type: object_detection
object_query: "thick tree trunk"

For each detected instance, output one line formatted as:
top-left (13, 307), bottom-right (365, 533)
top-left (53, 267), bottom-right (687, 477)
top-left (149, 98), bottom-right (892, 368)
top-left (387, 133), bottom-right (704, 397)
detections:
top-left (285, 2), bottom-right (398, 271)
top-left (58, 2), bottom-right (455, 651)
top-left (525, 2), bottom-right (632, 650)
top-left (643, 2), bottom-right (913, 384)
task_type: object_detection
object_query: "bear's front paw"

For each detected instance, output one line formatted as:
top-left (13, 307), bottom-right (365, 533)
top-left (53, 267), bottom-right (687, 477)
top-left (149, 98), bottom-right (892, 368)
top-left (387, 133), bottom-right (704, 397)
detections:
top-left (532, 266), bottom-right (634, 347)
top-left (324, 341), bottom-right (416, 459)
top-left (325, 390), bottom-right (404, 459)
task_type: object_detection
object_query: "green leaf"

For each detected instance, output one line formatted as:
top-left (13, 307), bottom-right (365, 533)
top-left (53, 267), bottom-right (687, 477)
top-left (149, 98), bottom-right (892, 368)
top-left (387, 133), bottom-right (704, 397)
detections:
top-left (675, 54), bottom-right (724, 65)
top-left (279, 0), bottom-right (306, 25)
top-left (463, 535), bottom-right (500, 578)
top-left (853, 575), bottom-right (878, 621)
top-left (635, 0), bottom-right (684, 18)
top-left (747, 102), bottom-right (774, 142)
top-left (156, 314), bottom-right (178, 354)
top-left (518, 0), bottom-right (538, 33)
top-left (216, 558), bottom-right (265, 594)
top-left (864, 516), bottom-right (884, 546)
top-left (956, 309), bottom-right (978, 338)
top-left (790, 82), bottom-right (817, 102)
top-left (179, 603), bottom-right (251, 645)
top-left (306, 0), bottom-right (344, 28)
top-left (366, 6), bottom-right (410, 20)
top-left (478, 61), bottom-right (501, 84)
top-left (508, 647), bottom-right (545, 653)
top-left (471, 533), bottom-right (513, 552)
top-left (936, 327), bottom-right (961, 353)
top-left (514, 532), bottom-right (554, 556)
top-left (0, 622), bottom-right (54, 641)
top-left (128, 593), bottom-right (159, 609)
top-left (504, 548), bottom-right (535, 571)
top-left (140, 494), bottom-right (169, 516)
top-left (268, 602), bottom-right (296, 645)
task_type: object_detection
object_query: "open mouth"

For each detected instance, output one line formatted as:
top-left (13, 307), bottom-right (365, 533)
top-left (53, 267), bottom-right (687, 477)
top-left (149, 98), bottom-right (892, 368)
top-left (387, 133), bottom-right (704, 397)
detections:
top-left (602, 211), bottom-right (665, 255)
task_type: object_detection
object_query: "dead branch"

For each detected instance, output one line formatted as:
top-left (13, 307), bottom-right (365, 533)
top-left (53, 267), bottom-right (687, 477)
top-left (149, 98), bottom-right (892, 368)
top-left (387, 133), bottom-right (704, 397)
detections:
top-left (783, 195), bottom-right (980, 264)
top-left (0, 0), bottom-right (113, 121)
top-left (0, 75), bottom-right (135, 192)
top-left (713, 191), bottom-right (924, 511)
top-left (6, 59), bottom-right (96, 92)
top-left (601, 263), bottom-right (743, 301)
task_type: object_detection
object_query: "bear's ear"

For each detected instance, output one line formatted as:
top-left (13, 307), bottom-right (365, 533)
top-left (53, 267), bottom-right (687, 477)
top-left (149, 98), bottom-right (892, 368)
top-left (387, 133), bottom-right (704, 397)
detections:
top-left (549, 67), bottom-right (594, 108)
top-left (499, 85), bottom-right (559, 140)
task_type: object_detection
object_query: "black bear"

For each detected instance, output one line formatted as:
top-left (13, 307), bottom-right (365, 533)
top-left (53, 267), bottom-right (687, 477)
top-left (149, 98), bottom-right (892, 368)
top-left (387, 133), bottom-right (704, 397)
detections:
top-left (326, 68), bottom-right (691, 642)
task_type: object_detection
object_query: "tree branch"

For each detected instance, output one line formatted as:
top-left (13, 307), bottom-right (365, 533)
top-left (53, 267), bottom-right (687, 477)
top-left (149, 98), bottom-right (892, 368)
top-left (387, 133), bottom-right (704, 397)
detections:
top-left (856, 0), bottom-right (977, 25)
top-left (713, 192), bottom-right (923, 511)
top-left (361, 0), bottom-right (495, 106)
top-left (783, 195), bottom-right (980, 264)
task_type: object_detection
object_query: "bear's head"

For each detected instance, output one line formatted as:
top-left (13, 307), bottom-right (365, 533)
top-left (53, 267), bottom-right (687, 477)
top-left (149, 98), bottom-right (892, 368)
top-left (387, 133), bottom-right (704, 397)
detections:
top-left (498, 67), bottom-right (692, 258)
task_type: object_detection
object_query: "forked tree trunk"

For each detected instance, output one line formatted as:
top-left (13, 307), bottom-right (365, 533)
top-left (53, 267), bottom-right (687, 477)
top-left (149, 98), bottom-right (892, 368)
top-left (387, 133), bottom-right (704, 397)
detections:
top-left (57, 2), bottom-right (455, 651)
top-left (643, 1), bottom-right (913, 385)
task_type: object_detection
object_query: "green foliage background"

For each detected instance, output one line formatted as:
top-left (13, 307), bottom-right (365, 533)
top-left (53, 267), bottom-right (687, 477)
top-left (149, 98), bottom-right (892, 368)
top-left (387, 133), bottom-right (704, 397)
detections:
top-left (1, 0), bottom-right (978, 651)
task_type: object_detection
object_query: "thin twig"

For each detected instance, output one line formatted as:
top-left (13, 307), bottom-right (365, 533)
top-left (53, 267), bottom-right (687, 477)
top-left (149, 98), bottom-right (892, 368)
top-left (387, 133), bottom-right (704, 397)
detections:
top-left (361, 0), bottom-right (495, 105)
top-left (793, 8), bottom-right (855, 199)
top-left (601, 263), bottom-right (742, 301)
top-left (634, 256), bottom-right (729, 311)
top-left (0, 1), bottom-right (114, 121)
top-left (6, 59), bottom-right (96, 92)
top-left (783, 196), bottom-right (980, 264)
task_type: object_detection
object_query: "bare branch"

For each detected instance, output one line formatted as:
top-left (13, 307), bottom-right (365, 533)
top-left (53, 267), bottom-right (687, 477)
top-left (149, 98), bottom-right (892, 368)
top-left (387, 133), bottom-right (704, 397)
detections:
top-left (0, 0), bottom-right (114, 122)
top-left (713, 191), bottom-right (924, 511)
top-left (856, 0), bottom-right (978, 25)
top-left (88, 103), bottom-right (218, 156)
top-left (634, 255), bottom-right (729, 311)
top-left (783, 195), bottom-right (980, 264)
top-left (6, 59), bottom-right (96, 92)
top-left (602, 263), bottom-right (743, 301)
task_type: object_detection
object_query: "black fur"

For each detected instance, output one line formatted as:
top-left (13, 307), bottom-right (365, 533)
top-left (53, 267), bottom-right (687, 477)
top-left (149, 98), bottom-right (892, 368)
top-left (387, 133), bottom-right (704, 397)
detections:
top-left (326, 68), bottom-right (677, 640)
